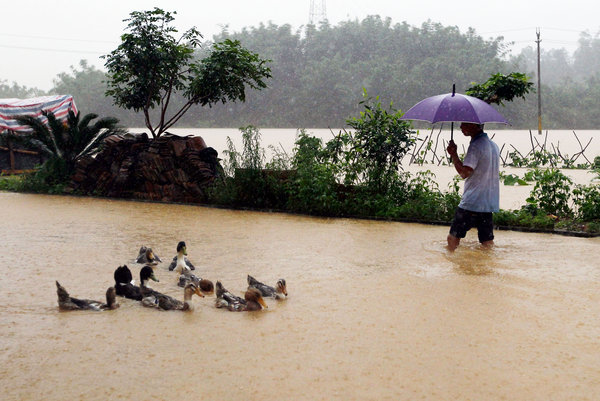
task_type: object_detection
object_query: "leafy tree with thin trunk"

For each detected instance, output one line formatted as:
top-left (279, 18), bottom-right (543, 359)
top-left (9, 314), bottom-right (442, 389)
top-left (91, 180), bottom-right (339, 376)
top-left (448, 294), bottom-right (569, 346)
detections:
top-left (102, 8), bottom-right (271, 138)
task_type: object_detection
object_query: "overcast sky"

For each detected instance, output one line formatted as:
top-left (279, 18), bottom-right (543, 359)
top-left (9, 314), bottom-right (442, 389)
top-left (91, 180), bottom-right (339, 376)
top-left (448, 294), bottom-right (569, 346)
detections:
top-left (1, 0), bottom-right (597, 91)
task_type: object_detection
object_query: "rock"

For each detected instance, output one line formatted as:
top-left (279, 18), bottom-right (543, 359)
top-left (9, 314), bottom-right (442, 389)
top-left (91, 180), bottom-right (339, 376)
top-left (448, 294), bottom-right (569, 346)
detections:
top-left (68, 134), bottom-right (220, 203)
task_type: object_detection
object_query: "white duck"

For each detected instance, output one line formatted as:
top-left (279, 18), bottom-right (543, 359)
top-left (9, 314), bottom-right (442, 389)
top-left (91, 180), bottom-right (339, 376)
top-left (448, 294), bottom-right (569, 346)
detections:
top-left (168, 241), bottom-right (195, 273)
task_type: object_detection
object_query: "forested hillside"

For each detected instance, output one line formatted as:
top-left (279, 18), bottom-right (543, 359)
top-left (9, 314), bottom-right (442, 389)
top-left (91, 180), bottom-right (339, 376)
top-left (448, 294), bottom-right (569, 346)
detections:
top-left (2, 16), bottom-right (599, 129)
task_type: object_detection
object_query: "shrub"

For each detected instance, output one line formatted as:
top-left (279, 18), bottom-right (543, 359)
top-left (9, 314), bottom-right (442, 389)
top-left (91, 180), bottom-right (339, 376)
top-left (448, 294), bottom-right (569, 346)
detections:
top-left (327, 90), bottom-right (415, 193)
top-left (286, 130), bottom-right (340, 215)
top-left (526, 168), bottom-right (573, 217)
top-left (220, 125), bottom-right (288, 209)
top-left (494, 207), bottom-right (555, 230)
top-left (572, 184), bottom-right (600, 222)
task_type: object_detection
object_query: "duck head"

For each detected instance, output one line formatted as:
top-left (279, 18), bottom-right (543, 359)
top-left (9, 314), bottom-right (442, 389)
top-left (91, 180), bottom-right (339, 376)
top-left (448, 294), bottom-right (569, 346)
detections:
top-left (277, 279), bottom-right (288, 296)
top-left (114, 265), bottom-right (133, 285)
top-left (176, 241), bottom-right (187, 256)
top-left (245, 288), bottom-right (268, 309)
top-left (105, 287), bottom-right (120, 309)
top-left (185, 282), bottom-right (204, 299)
top-left (198, 279), bottom-right (215, 295)
top-left (146, 248), bottom-right (158, 263)
top-left (140, 265), bottom-right (159, 286)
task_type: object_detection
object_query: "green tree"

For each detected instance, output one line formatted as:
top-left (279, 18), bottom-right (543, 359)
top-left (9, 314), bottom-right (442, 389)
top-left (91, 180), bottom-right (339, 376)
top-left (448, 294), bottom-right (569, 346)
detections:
top-left (103, 8), bottom-right (271, 138)
top-left (466, 72), bottom-right (534, 105)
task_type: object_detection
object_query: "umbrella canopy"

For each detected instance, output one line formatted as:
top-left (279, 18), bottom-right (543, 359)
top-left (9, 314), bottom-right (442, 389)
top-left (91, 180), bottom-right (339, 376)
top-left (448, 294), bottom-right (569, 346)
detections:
top-left (400, 92), bottom-right (509, 125)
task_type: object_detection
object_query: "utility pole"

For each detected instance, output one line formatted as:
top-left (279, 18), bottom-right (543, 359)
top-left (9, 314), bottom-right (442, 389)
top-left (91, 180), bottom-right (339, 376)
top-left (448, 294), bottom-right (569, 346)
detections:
top-left (536, 28), bottom-right (542, 135)
top-left (309, 0), bottom-right (327, 25)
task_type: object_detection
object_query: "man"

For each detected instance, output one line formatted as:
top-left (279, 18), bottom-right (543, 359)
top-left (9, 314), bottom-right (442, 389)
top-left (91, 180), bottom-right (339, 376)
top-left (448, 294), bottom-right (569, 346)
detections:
top-left (446, 122), bottom-right (500, 251)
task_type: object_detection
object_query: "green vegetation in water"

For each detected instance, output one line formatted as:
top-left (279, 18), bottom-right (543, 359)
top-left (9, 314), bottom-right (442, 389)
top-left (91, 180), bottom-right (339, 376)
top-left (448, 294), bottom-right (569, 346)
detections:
top-left (206, 93), bottom-right (462, 222)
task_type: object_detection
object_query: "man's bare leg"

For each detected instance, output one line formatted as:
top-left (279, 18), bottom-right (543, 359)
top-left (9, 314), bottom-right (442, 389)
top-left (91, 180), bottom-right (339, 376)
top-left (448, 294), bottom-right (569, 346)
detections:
top-left (481, 240), bottom-right (494, 249)
top-left (447, 234), bottom-right (460, 251)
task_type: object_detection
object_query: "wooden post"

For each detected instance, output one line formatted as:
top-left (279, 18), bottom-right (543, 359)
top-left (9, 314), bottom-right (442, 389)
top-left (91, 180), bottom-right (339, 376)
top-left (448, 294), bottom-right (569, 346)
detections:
top-left (7, 135), bottom-right (15, 170)
top-left (536, 28), bottom-right (542, 135)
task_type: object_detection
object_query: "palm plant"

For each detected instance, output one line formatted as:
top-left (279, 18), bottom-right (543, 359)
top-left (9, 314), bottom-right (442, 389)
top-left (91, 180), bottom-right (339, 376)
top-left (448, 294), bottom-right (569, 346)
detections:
top-left (7, 110), bottom-right (124, 175)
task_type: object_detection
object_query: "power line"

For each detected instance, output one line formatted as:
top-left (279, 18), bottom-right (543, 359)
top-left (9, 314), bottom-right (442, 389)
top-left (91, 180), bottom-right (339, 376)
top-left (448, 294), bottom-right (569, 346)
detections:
top-left (0, 44), bottom-right (106, 55)
top-left (0, 32), bottom-right (116, 44)
top-left (480, 27), bottom-right (538, 35)
top-left (480, 26), bottom-right (593, 35)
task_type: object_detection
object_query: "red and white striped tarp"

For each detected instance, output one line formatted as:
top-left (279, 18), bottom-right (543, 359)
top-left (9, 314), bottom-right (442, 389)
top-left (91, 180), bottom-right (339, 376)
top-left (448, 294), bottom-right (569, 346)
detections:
top-left (0, 95), bottom-right (78, 133)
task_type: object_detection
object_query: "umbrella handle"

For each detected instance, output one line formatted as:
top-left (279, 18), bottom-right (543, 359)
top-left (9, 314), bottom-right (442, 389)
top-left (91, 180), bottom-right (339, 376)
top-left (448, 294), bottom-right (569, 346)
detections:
top-left (451, 122), bottom-right (454, 141)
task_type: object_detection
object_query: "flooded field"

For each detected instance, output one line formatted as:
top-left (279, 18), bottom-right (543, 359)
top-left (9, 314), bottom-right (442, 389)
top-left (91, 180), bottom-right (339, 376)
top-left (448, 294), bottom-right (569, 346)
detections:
top-left (1, 192), bottom-right (599, 400)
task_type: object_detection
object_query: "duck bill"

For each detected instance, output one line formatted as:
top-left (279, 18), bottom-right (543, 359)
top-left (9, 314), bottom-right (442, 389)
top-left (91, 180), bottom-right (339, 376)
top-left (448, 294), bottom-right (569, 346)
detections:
top-left (195, 288), bottom-right (205, 298)
top-left (258, 297), bottom-right (268, 309)
top-left (150, 272), bottom-right (159, 282)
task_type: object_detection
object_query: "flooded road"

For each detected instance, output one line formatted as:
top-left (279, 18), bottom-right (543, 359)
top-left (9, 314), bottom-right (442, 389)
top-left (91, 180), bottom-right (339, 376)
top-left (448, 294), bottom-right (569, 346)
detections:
top-left (1, 192), bottom-right (599, 400)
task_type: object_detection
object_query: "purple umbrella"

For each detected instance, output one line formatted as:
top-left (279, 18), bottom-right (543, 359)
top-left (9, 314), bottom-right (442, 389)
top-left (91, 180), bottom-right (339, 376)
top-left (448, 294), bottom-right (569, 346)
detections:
top-left (400, 85), bottom-right (509, 140)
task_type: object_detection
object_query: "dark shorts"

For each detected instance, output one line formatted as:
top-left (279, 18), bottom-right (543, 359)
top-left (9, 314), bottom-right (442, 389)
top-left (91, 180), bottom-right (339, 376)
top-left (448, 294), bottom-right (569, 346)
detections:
top-left (449, 207), bottom-right (494, 243)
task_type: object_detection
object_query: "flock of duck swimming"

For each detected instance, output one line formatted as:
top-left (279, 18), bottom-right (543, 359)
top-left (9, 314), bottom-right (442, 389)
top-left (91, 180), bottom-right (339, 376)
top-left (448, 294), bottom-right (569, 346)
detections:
top-left (56, 241), bottom-right (288, 312)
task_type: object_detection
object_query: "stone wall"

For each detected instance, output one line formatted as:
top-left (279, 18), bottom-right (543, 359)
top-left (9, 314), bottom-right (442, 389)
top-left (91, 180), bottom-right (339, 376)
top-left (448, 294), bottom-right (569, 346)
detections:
top-left (68, 133), bottom-right (221, 203)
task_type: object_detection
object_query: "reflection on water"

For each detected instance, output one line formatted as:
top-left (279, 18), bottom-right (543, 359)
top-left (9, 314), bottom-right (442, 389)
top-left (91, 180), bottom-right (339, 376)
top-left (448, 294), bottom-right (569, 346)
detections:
top-left (445, 245), bottom-right (499, 276)
top-left (1, 192), bottom-right (599, 401)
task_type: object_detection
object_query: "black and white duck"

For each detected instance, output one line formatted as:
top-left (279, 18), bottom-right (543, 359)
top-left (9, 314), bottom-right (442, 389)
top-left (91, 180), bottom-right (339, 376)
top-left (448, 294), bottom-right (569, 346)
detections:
top-left (135, 246), bottom-right (162, 266)
top-left (167, 241), bottom-right (213, 294)
top-left (247, 275), bottom-right (288, 300)
top-left (56, 281), bottom-right (119, 311)
top-left (215, 281), bottom-right (268, 311)
top-left (113, 265), bottom-right (143, 301)
top-left (168, 241), bottom-right (195, 272)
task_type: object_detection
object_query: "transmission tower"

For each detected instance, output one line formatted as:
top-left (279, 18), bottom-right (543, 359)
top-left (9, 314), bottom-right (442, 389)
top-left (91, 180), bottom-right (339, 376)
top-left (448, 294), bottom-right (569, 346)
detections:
top-left (309, 0), bottom-right (327, 24)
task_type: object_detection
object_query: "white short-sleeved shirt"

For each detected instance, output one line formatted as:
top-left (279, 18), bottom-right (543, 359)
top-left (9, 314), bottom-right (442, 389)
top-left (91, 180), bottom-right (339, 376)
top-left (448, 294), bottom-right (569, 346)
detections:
top-left (459, 133), bottom-right (500, 213)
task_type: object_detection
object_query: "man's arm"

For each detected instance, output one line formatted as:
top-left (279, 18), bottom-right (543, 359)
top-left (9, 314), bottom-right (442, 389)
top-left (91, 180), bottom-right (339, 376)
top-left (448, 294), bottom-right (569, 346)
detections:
top-left (446, 140), bottom-right (474, 179)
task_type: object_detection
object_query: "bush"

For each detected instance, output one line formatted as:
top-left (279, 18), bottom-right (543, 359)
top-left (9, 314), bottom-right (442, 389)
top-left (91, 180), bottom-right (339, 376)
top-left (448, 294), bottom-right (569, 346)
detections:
top-left (286, 130), bottom-right (340, 215)
top-left (572, 184), bottom-right (600, 222)
top-left (219, 125), bottom-right (288, 209)
top-left (526, 168), bottom-right (573, 217)
top-left (494, 207), bottom-right (555, 230)
top-left (0, 159), bottom-right (69, 194)
top-left (394, 171), bottom-right (460, 221)
top-left (327, 90), bottom-right (415, 192)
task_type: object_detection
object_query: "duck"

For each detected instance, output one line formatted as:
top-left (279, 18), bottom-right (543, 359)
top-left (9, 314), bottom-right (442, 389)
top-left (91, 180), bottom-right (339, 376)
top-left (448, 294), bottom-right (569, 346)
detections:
top-left (247, 275), bottom-right (288, 300)
top-left (135, 246), bottom-right (162, 266)
top-left (168, 241), bottom-right (195, 272)
top-left (56, 281), bottom-right (119, 311)
top-left (113, 265), bottom-right (143, 301)
top-left (141, 282), bottom-right (204, 311)
top-left (139, 265), bottom-right (204, 311)
top-left (215, 281), bottom-right (268, 311)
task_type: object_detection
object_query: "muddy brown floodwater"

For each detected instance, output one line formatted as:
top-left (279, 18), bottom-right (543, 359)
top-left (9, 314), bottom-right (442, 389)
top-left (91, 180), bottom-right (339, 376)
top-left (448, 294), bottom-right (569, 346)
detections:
top-left (1, 192), bottom-right (599, 401)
